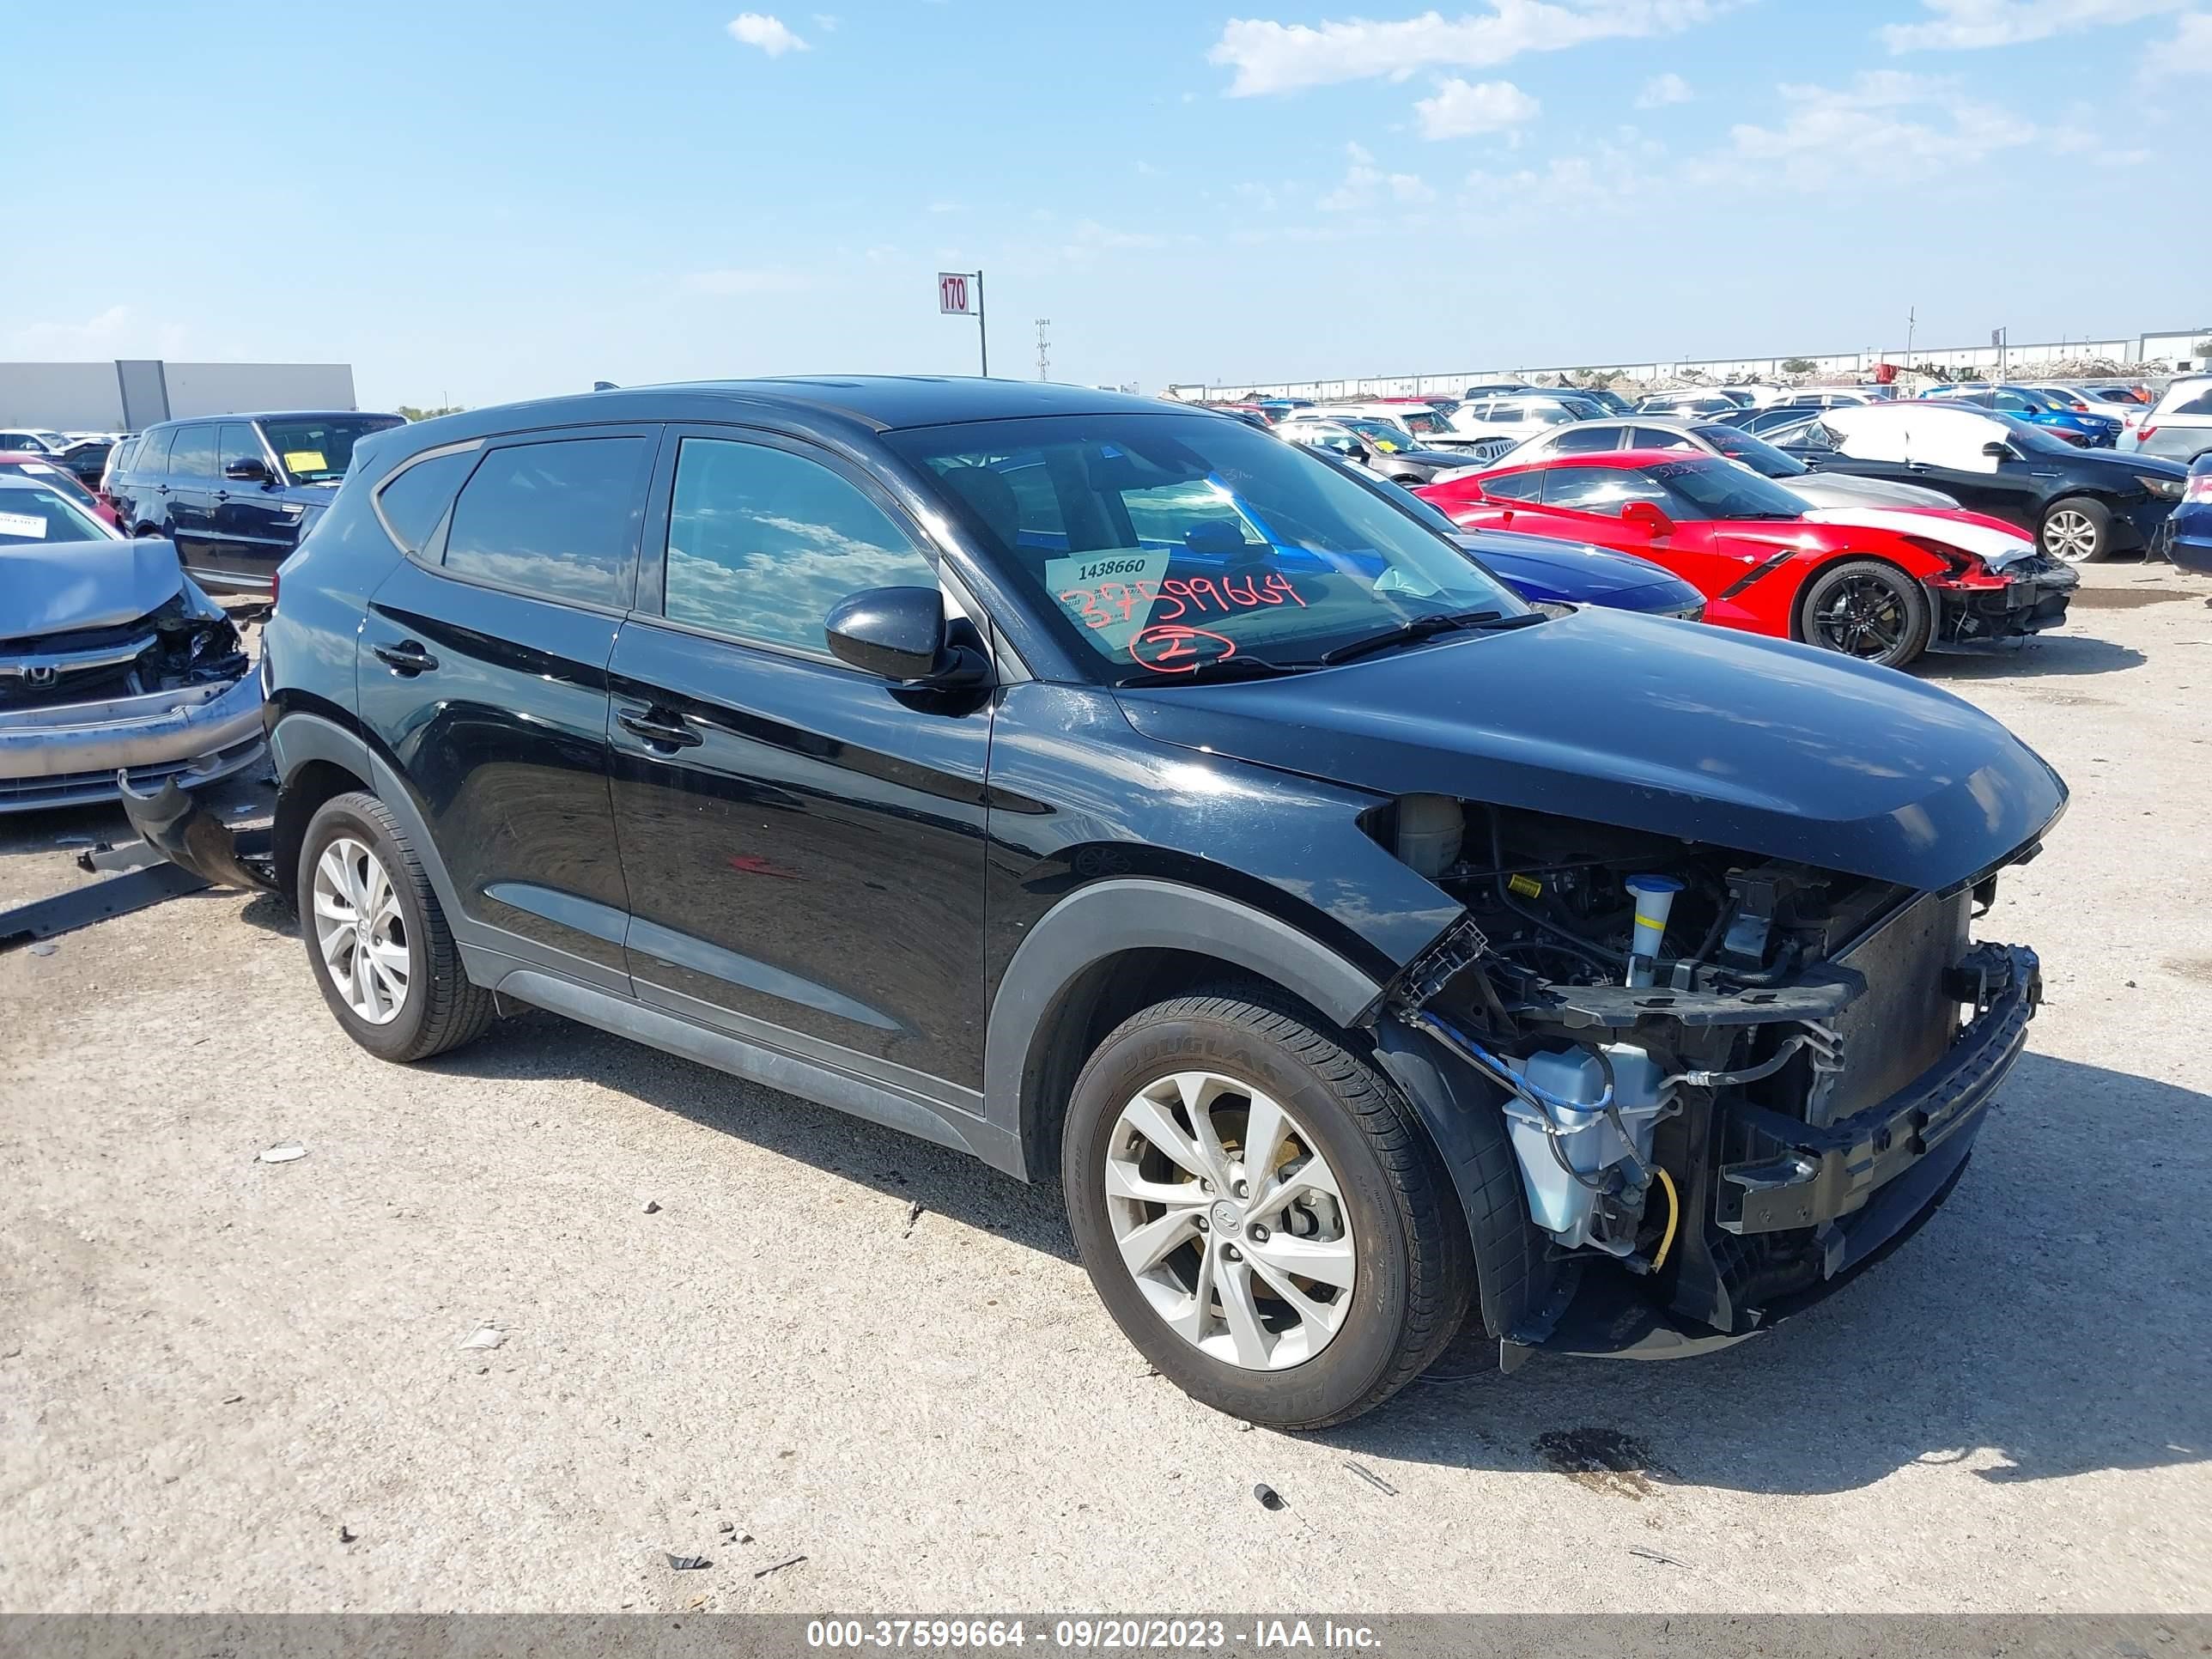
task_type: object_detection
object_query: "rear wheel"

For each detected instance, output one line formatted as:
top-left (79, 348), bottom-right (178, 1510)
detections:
top-left (1797, 559), bottom-right (1932, 669)
top-left (2039, 496), bottom-right (2112, 563)
top-left (1061, 994), bottom-right (1471, 1429)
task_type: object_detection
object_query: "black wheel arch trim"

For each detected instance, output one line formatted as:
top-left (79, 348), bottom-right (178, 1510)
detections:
top-left (988, 878), bottom-right (1389, 1181)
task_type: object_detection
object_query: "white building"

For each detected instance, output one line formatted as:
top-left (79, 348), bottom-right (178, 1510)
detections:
top-left (0, 359), bottom-right (360, 432)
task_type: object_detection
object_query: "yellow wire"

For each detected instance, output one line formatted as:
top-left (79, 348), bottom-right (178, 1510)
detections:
top-left (1650, 1166), bottom-right (1680, 1272)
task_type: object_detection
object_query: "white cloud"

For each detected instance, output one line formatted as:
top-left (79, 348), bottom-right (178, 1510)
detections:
top-left (726, 13), bottom-right (809, 55)
top-left (2144, 9), bottom-right (2212, 70)
top-left (811, 12), bottom-right (840, 30)
top-left (1414, 76), bottom-right (1540, 137)
top-left (680, 269), bottom-right (808, 295)
top-left (1716, 71), bottom-right (2034, 185)
top-left (1881, 0), bottom-right (2184, 52)
top-left (1208, 1), bottom-right (1725, 96)
top-left (1319, 141), bottom-right (1437, 210)
top-left (1635, 70), bottom-right (1693, 106)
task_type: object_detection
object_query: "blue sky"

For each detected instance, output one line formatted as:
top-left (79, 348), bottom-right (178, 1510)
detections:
top-left (6, 1), bottom-right (2208, 406)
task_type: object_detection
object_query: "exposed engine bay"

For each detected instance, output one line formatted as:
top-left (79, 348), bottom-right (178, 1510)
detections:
top-left (1370, 794), bottom-right (2041, 1351)
top-left (0, 587), bottom-right (248, 712)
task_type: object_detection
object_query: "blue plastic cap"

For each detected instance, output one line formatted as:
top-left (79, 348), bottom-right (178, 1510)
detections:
top-left (1626, 873), bottom-right (1686, 896)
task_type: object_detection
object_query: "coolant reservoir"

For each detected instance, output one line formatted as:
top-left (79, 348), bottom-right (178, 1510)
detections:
top-left (1394, 794), bottom-right (1463, 879)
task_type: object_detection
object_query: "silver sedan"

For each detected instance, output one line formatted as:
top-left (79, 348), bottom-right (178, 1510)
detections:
top-left (0, 477), bottom-right (264, 813)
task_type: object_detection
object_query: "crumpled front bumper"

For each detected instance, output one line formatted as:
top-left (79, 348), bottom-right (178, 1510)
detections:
top-left (0, 671), bottom-right (265, 813)
top-left (1519, 942), bottom-right (2039, 1362)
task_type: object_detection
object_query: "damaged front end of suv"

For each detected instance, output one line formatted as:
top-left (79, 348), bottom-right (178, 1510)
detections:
top-left (0, 538), bottom-right (265, 812)
top-left (1370, 793), bottom-right (2045, 1364)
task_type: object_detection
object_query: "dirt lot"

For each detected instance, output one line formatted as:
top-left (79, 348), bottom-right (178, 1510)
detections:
top-left (3, 565), bottom-right (2209, 1615)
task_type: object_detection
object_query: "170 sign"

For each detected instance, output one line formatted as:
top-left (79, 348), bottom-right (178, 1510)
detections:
top-left (938, 272), bottom-right (974, 315)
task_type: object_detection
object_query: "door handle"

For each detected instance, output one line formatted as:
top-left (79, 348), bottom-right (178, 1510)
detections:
top-left (373, 641), bottom-right (439, 675)
top-left (617, 708), bottom-right (702, 750)
top-left (212, 490), bottom-right (230, 501)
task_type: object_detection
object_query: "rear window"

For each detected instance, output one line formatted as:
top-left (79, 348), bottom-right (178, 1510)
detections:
top-left (374, 448), bottom-right (477, 554)
top-left (441, 436), bottom-right (648, 607)
top-left (134, 428), bottom-right (174, 476)
top-left (169, 425), bottom-right (219, 477)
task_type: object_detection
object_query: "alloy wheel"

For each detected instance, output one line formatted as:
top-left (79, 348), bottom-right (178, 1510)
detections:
top-left (311, 836), bottom-right (410, 1025)
top-left (2042, 508), bottom-right (2099, 563)
top-left (1103, 1070), bottom-right (1356, 1370)
top-left (1810, 573), bottom-right (1910, 660)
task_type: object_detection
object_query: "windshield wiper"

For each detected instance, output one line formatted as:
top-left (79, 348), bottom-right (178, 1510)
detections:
top-left (1316, 609), bottom-right (1542, 665)
top-left (1129, 654), bottom-right (1310, 684)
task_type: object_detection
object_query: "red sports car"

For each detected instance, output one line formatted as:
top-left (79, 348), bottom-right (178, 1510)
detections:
top-left (1416, 449), bottom-right (2075, 668)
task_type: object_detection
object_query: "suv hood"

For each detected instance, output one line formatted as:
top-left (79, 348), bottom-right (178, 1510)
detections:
top-left (1114, 605), bottom-right (2064, 893)
top-left (0, 537), bottom-right (185, 641)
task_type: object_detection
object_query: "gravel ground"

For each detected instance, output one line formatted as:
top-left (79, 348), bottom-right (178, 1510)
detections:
top-left (2, 564), bottom-right (2208, 1614)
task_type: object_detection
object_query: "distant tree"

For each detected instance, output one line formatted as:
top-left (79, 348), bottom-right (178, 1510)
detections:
top-left (397, 404), bottom-right (465, 422)
top-left (1781, 357), bottom-right (1816, 375)
top-left (2194, 339), bottom-right (2212, 358)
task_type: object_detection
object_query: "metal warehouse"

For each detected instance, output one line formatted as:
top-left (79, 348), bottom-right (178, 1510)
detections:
top-left (0, 359), bottom-right (358, 431)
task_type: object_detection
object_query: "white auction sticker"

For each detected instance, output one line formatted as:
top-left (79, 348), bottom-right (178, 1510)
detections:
top-left (1045, 550), bottom-right (1169, 653)
top-left (0, 511), bottom-right (48, 538)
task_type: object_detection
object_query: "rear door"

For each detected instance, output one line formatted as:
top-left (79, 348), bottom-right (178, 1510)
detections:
top-left (358, 426), bottom-right (659, 993)
top-left (163, 423), bottom-right (222, 576)
top-left (118, 428), bottom-right (173, 531)
top-left (605, 426), bottom-right (995, 1094)
top-left (208, 421), bottom-right (295, 586)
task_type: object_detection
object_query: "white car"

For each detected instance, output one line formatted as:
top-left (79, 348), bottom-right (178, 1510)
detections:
top-left (1632, 390), bottom-right (1752, 419)
top-left (1277, 417), bottom-right (1486, 485)
top-left (1496, 417), bottom-right (1959, 511)
top-left (1440, 392), bottom-right (1606, 455)
top-left (0, 428), bottom-right (70, 454)
top-left (2119, 374), bottom-right (2212, 466)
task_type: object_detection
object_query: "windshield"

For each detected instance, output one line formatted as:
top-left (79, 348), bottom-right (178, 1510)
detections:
top-left (1396, 409), bottom-right (1449, 435)
top-left (1644, 456), bottom-right (1809, 520)
top-left (888, 412), bottom-right (1527, 682)
top-left (261, 415), bottom-right (404, 484)
top-left (1689, 423), bottom-right (1808, 477)
top-left (1343, 418), bottom-right (1413, 449)
top-left (0, 483), bottom-right (117, 544)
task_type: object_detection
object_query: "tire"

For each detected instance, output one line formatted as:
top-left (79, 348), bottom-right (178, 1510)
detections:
top-left (2039, 495), bottom-right (2112, 563)
top-left (1061, 994), bottom-right (1473, 1429)
top-left (1796, 558), bottom-right (1932, 669)
top-left (297, 791), bottom-right (495, 1063)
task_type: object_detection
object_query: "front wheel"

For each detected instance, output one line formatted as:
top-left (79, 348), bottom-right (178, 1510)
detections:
top-left (2040, 496), bottom-right (2113, 563)
top-left (1061, 994), bottom-right (1471, 1429)
top-left (298, 791), bottom-right (495, 1063)
top-left (1797, 558), bottom-right (1932, 669)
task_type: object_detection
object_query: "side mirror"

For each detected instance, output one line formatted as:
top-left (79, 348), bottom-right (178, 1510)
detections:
top-left (824, 586), bottom-right (988, 688)
top-left (1621, 501), bottom-right (1676, 537)
top-left (225, 456), bottom-right (271, 483)
top-left (1346, 444), bottom-right (1373, 466)
top-left (1981, 441), bottom-right (2015, 461)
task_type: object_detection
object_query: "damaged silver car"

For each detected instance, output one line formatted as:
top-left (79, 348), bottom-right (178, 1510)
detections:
top-left (0, 476), bottom-right (264, 812)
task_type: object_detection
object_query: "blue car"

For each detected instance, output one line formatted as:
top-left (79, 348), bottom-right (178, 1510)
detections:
top-left (1361, 468), bottom-right (1706, 617)
top-left (1919, 385), bottom-right (2122, 448)
top-left (2167, 453), bottom-right (2212, 574)
top-left (106, 410), bottom-right (406, 593)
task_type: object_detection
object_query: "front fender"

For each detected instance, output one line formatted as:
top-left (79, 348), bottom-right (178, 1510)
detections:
top-left (986, 878), bottom-right (1386, 1179)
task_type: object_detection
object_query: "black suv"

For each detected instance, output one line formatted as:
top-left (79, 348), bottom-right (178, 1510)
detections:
top-left (110, 410), bottom-right (404, 592)
top-left (134, 380), bottom-right (2063, 1427)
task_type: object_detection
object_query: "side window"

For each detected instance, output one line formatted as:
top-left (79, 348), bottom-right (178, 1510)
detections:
top-left (443, 436), bottom-right (648, 606)
top-left (217, 422), bottom-right (264, 475)
top-left (1550, 424), bottom-right (1622, 454)
top-left (1478, 470), bottom-right (1545, 502)
top-left (2170, 389), bottom-right (2212, 416)
top-left (662, 437), bottom-right (935, 655)
top-left (1629, 426), bottom-right (1693, 450)
top-left (169, 425), bottom-right (218, 477)
top-left (1541, 466), bottom-right (1668, 515)
top-left (135, 428), bottom-right (174, 477)
top-left (374, 448), bottom-right (477, 555)
top-left (1489, 405), bottom-right (1525, 424)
